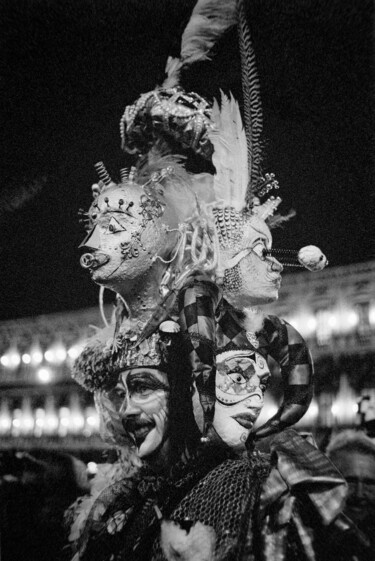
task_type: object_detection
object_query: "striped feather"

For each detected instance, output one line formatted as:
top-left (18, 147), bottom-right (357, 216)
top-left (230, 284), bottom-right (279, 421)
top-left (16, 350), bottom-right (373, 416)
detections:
top-left (237, 0), bottom-right (263, 201)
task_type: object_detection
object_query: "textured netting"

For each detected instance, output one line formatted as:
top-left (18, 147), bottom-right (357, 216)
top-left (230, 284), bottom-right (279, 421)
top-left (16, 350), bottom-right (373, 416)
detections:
top-left (151, 454), bottom-right (270, 561)
top-left (66, 451), bottom-right (270, 561)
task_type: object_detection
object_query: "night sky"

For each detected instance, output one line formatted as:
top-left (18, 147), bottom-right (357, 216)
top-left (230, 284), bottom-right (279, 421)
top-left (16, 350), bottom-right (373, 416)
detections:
top-left (1, 0), bottom-right (373, 321)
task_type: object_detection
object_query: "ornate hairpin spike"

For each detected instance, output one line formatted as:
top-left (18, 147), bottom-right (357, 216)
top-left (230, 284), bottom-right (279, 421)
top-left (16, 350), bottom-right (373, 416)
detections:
top-left (120, 168), bottom-right (129, 183)
top-left (94, 161), bottom-right (112, 186)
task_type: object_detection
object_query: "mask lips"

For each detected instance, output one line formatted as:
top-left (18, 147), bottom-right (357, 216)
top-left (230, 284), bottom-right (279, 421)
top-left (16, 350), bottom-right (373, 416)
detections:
top-left (80, 251), bottom-right (110, 270)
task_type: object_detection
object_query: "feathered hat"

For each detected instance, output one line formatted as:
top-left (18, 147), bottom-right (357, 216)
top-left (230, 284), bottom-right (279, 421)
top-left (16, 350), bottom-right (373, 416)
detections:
top-left (120, 0), bottom-right (328, 275)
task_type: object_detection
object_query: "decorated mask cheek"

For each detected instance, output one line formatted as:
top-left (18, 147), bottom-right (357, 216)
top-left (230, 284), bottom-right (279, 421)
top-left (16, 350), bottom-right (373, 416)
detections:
top-left (101, 368), bottom-right (170, 458)
top-left (79, 184), bottom-right (169, 290)
top-left (213, 351), bottom-right (270, 449)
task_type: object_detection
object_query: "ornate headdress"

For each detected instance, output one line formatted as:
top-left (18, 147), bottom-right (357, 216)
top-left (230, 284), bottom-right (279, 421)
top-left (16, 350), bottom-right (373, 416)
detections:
top-left (73, 319), bottom-right (180, 393)
top-left (120, 0), bottom-right (327, 276)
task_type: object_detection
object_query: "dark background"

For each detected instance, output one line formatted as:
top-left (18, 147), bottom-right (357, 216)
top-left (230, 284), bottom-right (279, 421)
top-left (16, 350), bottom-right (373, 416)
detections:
top-left (1, 0), bottom-right (373, 320)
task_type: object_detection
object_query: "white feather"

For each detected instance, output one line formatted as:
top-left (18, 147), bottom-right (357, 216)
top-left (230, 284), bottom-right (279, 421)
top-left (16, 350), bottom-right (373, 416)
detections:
top-left (208, 91), bottom-right (249, 210)
top-left (180, 0), bottom-right (238, 65)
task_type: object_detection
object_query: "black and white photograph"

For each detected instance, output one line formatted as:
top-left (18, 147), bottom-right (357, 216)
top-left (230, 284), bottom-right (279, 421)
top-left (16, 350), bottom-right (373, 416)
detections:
top-left (1, 1), bottom-right (374, 560)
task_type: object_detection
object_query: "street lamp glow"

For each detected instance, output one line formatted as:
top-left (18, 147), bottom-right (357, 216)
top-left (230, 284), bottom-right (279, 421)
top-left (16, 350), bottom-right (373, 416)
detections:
top-left (0, 349), bottom-right (21, 369)
top-left (0, 355), bottom-right (10, 367)
top-left (55, 346), bottom-right (67, 362)
top-left (22, 353), bottom-right (31, 364)
top-left (44, 349), bottom-right (54, 362)
top-left (37, 367), bottom-right (52, 383)
top-left (45, 343), bottom-right (67, 364)
top-left (31, 349), bottom-right (43, 365)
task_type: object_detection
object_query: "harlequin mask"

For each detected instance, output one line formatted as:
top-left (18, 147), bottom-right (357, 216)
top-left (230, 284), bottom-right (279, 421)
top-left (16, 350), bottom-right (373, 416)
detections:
top-left (213, 348), bottom-right (270, 449)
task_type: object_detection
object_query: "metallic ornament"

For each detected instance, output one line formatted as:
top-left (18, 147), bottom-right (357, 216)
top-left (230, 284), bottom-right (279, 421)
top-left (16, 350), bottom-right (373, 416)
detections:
top-left (120, 87), bottom-right (213, 159)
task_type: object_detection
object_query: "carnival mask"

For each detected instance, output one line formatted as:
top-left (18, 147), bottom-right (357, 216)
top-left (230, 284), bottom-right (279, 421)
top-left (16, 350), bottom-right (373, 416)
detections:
top-left (213, 349), bottom-right (270, 449)
top-left (79, 181), bottom-right (173, 292)
top-left (100, 367), bottom-right (170, 458)
top-left (217, 211), bottom-right (283, 307)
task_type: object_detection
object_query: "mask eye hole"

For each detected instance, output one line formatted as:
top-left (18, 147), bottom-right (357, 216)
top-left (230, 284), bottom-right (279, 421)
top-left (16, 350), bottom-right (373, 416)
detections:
top-left (106, 216), bottom-right (126, 234)
top-left (252, 241), bottom-right (268, 260)
top-left (228, 372), bottom-right (246, 385)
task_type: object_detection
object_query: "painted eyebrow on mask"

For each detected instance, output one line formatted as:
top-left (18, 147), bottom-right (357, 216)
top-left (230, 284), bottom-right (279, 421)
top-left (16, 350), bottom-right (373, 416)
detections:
top-left (126, 371), bottom-right (170, 392)
top-left (251, 236), bottom-right (267, 245)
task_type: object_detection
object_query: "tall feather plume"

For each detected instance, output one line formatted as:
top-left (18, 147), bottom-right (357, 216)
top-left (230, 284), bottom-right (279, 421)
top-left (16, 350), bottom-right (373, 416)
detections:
top-left (164, 0), bottom-right (238, 88)
top-left (208, 91), bottom-right (248, 210)
top-left (237, 0), bottom-right (263, 204)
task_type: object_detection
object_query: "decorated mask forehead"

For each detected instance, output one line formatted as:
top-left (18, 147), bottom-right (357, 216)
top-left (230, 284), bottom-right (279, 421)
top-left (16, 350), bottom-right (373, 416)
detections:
top-left (217, 350), bottom-right (270, 403)
top-left (214, 207), bottom-right (273, 254)
top-left (82, 166), bottom-right (167, 229)
top-left (88, 185), bottom-right (143, 225)
top-left (242, 215), bottom-right (272, 250)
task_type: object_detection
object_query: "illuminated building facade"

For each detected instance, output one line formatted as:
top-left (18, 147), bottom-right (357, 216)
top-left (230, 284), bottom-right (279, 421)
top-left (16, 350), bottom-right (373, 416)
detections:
top-left (0, 260), bottom-right (374, 450)
top-left (261, 259), bottom-right (375, 431)
top-left (0, 306), bottom-right (105, 453)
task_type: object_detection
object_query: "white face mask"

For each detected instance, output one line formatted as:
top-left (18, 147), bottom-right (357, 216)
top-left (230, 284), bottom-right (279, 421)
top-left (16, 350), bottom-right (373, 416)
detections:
top-left (221, 215), bottom-right (283, 307)
top-left (79, 184), bottom-right (170, 292)
top-left (213, 350), bottom-right (270, 449)
top-left (101, 367), bottom-right (170, 458)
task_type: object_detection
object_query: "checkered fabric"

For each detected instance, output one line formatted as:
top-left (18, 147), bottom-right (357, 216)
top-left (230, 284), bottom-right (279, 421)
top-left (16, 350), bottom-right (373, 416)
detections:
top-left (178, 276), bottom-right (221, 430)
top-left (259, 428), bottom-right (369, 561)
top-left (178, 275), bottom-right (313, 438)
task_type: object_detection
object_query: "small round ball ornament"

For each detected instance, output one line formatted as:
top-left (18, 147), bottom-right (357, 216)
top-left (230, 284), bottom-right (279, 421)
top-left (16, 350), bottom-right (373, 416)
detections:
top-left (298, 245), bottom-right (328, 271)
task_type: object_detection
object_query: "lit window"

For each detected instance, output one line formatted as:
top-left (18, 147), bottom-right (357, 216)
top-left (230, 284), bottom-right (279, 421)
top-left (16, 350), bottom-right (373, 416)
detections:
top-left (316, 310), bottom-right (333, 345)
top-left (355, 302), bottom-right (371, 335)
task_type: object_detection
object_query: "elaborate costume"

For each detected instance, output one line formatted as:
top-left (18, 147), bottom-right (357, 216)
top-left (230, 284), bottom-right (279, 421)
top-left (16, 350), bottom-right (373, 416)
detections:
top-left (67, 1), bottom-right (370, 560)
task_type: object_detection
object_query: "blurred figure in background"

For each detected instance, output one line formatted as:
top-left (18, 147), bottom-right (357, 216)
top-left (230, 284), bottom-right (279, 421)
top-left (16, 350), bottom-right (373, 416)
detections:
top-left (327, 430), bottom-right (375, 557)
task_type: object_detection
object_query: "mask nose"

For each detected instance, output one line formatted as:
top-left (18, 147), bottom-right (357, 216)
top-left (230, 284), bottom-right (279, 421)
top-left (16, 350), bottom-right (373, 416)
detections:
top-left (79, 224), bottom-right (101, 251)
top-left (244, 389), bottom-right (264, 408)
top-left (267, 256), bottom-right (283, 273)
top-left (119, 397), bottom-right (141, 418)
